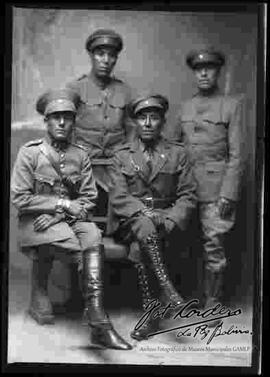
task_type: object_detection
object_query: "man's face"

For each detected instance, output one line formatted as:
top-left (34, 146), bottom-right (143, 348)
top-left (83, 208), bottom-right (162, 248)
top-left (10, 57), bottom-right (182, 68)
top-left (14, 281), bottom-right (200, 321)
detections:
top-left (90, 46), bottom-right (118, 78)
top-left (135, 108), bottom-right (165, 143)
top-left (46, 111), bottom-right (75, 141)
top-left (194, 63), bottom-right (220, 91)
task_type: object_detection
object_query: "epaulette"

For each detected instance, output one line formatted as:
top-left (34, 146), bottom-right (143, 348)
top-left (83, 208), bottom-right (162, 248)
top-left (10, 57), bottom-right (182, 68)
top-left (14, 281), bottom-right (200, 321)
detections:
top-left (24, 139), bottom-right (43, 147)
top-left (72, 143), bottom-right (89, 152)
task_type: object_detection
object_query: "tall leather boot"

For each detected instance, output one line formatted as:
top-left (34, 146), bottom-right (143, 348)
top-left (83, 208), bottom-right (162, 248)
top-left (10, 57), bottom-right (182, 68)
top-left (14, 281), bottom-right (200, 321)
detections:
top-left (141, 234), bottom-right (184, 306)
top-left (28, 252), bottom-right (54, 325)
top-left (83, 244), bottom-right (132, 350)
top-left (203, 269), bottom-right (224, 327)
top-left (130, 262), bottom-right (159, 341)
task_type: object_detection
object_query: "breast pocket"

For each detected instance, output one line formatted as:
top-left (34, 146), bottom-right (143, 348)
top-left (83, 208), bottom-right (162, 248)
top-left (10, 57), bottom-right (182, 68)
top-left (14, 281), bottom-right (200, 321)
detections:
top-left (78, 98), bottom-right (103, 114)
top-left (34, 173), bottom-right (55, 195)
top-left (108, 95), bottom-right (126, 127)
top-left (109, 93), bottom-right (126, 111)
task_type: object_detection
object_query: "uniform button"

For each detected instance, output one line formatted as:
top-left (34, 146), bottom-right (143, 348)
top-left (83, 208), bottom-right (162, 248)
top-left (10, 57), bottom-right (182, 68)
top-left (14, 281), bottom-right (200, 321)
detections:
top-left (60, 153), bottom-right (65, 158)
top-left (60, 163), bottom-right (64, 168)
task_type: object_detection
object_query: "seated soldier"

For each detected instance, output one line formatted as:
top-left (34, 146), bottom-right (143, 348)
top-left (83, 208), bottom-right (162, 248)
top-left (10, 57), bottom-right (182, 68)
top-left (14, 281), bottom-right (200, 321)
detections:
top-left (10, 88), bottom-right (132, 350)
top-left (108, 93), bottom-right (197, 340)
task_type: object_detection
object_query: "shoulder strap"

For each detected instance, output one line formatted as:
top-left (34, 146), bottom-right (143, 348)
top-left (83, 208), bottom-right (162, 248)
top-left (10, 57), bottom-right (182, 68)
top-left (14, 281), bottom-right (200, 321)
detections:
top-left (39, 143), bottom-right (64, 179)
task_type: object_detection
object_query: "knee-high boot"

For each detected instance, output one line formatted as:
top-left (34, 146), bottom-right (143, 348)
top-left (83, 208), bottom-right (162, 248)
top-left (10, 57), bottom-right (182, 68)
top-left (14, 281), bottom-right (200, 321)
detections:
top-left (141, 234), bottom-right (184, 306)
top-left (28, 252), bottom-right (54, 325)
top-left (136, 262), bottom-right (155, 310)
top-left (130, 262), bottom-right (159, 341)
top-left (83, 244), bottom-right (132, 350)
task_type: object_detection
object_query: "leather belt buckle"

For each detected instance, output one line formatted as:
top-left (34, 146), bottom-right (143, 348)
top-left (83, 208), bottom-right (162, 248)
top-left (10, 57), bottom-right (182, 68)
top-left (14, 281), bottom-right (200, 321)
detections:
top-left (144, 197), bottom-right (154, 210)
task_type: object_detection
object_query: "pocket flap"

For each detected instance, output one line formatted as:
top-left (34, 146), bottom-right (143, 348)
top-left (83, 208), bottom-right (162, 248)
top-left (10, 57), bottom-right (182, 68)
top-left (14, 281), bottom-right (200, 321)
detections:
top-left (109, 93), bottom-right (126, 109)
top-left (80, 90), bottom-right (103, 106)
top-left (203, 114), bottom-right (228, 127)
top-left (34, 173), bottom-right (55, 186)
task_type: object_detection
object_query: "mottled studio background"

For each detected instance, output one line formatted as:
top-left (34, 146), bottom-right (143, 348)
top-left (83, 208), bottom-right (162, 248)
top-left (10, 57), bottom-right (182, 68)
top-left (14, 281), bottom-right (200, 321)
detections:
top-left (10, 7), bottom-right (257, 304)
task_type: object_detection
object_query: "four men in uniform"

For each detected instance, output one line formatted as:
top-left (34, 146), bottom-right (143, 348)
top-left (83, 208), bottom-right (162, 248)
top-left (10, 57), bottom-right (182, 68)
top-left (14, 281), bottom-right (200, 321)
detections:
top-left (11, 29), bottom-right (244, 349)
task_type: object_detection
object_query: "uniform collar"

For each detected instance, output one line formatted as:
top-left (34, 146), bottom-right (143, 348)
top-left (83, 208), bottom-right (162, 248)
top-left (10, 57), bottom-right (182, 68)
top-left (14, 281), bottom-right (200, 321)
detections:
top-left (131, 136), bottom-right (168, 153)
top-left (89, 71), bottom-right (113, 90)
top-left (193, 85), bottom-right (222, 99)
top-left (44, 134), bottom-right (69, 152)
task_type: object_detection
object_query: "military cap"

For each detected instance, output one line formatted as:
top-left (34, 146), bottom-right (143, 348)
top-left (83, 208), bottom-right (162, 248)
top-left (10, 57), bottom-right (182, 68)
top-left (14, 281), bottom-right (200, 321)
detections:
top-left (129, 93), bottom-right (169, 118)
top-left (186, 47), bottom-right (225, 69)
top-left (85, 29), bottom-right (123, 53)
top-left (36, 88), bottom-right (81, 116)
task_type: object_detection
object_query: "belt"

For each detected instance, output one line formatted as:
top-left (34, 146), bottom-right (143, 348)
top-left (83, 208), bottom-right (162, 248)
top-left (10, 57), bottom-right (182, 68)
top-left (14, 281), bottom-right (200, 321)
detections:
top-left (91, 157), bottom-right (113, 166)
top-left (142, 197), bottom-right (175, 210)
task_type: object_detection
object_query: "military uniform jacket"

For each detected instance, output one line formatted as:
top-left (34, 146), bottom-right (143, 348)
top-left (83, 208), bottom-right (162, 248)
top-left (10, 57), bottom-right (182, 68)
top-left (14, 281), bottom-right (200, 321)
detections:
top-left (10, 137), bottom-right (97, 247)
top-left (108, 137), bottom-right (197, 234)
top-left (176, 90), bottom-right (244, 202)
top-left (67, 73), bottom-right (134, 160)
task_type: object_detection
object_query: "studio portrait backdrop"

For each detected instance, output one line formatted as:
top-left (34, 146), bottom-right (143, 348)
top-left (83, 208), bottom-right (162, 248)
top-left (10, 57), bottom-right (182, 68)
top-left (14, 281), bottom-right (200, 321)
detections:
top-left (8, 6), bottom-right (258, 366)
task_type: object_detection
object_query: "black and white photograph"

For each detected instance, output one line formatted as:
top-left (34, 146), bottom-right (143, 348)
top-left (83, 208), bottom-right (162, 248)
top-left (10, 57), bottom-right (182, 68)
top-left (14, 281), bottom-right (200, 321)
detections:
top-left (3, 2), bottom-right (265, 371)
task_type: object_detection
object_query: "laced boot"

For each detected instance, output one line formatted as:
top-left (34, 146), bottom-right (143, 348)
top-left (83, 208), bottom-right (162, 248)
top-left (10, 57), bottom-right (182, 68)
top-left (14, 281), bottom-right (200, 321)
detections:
top-left (203, 269), bottom-right (224, 327)
top-left (28, 251), bottom-right (54, 325)
top-left (130, 262), bottom-right (159, 341)
top-left (83, 244), bottom-right (132, 350)
top-left (141, 234), bottom-right (184, 306)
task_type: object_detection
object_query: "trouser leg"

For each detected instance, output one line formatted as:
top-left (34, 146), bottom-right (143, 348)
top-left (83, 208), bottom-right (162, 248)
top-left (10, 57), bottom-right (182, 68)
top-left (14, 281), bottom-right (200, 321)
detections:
top-left (200, 202), bottom-right (235, 325)
top-left (28, 245), bottom-right (54, 325)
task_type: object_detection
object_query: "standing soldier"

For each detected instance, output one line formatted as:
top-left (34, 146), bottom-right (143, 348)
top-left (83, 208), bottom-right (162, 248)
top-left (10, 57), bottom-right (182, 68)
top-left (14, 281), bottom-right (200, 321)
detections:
top-left (67, 29), bottom-right (135, 193)
top-left (108, 93), bottom-right (197, 340)
top-left (10, 88), bottom-right (132, 350)
top-left (65, 29), bottom-right (135, 311)
top-left (176, 47), bottom-right (244, 312)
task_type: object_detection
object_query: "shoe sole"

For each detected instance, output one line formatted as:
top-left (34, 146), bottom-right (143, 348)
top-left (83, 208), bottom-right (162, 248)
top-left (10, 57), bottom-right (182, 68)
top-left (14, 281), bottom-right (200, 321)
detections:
top-left (130, 331), bottom-right (149, 341)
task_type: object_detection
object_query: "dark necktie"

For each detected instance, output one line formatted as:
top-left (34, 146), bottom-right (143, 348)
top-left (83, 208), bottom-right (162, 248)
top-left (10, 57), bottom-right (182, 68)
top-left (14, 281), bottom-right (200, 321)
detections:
top-left (145, 148), bottom-right (154, 177)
